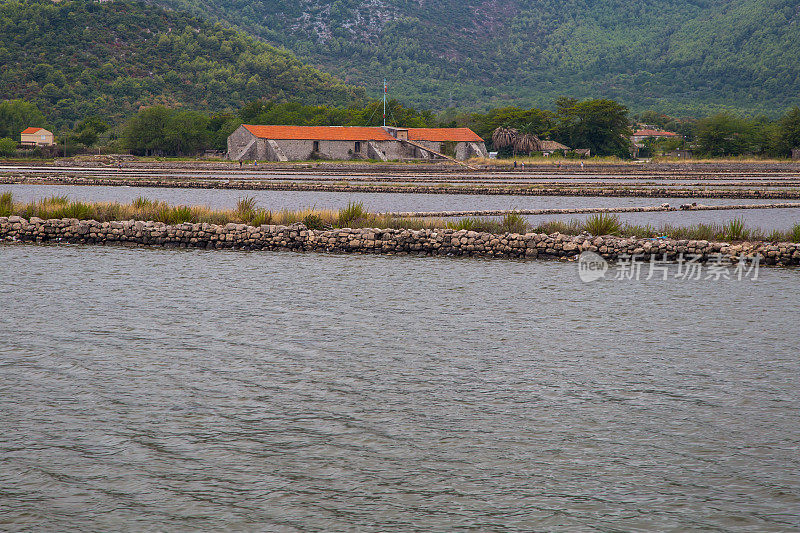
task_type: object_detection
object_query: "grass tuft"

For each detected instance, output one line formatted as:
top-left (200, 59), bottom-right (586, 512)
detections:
top-left (236, 196), bottom-right (257, 214)
top-left (501, 211), bottom-right (527, 234)
top-left (0, 191), bottom-right (12, 217)
top-left (582, 212), bottom-right (622, 236)
top-left (722, 217), bottom-right (749, 241)
top-left (133, 196), bottom-right (154, 209)
top-left (790, 224), bottom-right (800, 243)
top-left (337, 201), bottom-right (366, 227)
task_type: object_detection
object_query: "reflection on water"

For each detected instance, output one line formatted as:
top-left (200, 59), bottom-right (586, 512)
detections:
top-left (1, 245), bottom-right (798, 530)
top-left (4, 183), bottom-right (800, 230)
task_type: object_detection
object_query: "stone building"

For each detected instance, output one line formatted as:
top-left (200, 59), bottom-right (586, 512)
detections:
top-left (630, 128), bottom-right (681, 158)
top-left (20, 127), bottom-right (54, 147)
top-left (227, 125), bottom-right (487, 162)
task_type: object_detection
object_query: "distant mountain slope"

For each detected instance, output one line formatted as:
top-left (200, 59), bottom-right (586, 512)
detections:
top-left (153, 0), bottom-right (800, 114)
top-left (0, 0), bottom-right (363, 124)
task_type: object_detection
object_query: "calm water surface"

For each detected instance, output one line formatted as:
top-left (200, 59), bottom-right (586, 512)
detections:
top-left (1, 245), bottom-right (799, 531)
top-left (5, 183), bottom-right (800, 231)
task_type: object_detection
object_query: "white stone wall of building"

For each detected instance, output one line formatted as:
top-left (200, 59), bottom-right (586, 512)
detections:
top-left (227, 127), bottom-right (488, 161)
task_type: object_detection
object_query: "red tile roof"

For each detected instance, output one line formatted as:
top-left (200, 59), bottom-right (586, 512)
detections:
top-left (243, 125), bottom-right (395, 141)
top-left (407, 128), bottom-right (483, 142)
top-left (242, 125), bottom-right (485, 143)
top-left (633, 129), bottom-right (679, 137)
top-left (21, 127), bottom-right (43, 135)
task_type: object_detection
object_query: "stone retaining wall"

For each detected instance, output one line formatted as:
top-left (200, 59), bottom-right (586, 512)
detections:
top-left (2, 216), bottom-right (799, 266)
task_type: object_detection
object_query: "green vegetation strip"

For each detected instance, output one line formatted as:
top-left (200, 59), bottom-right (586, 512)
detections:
top-left (2, 192), bottom-right (800, 244)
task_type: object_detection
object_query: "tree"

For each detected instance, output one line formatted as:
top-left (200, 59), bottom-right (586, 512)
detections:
top-left (122, 106), bottom-right (172, 155)
top-left (774, 106), bottom-right (800, 157)
top-left (68, 117), bottom-right (109, 147)
top-left (694, 114), bottom-right (752, 157)
top-left (0, 137), bottom-right (17, 157)
top-left (163, 110), bottom-right (210, 155)
top-left (0, 99), bottom-right (46, 140)
top-left (468, 107), bottom-right (553, 144)
top-left (122, 106), bottom-right (216, 156)
top-left (514, 132), bottom-right (542, 155)
top-left (553, 98), bottom-right (632, 157)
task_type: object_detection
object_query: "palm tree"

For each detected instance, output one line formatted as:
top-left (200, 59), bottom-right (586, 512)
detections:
top-left (491, 127), bottom-right (518, 151)
top-left (514, 132), bottom-right (542, 155)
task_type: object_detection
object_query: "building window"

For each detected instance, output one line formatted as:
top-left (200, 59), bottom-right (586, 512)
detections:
top-left (354, 141), bottom-right (361, 153)
top-left (313, 141), bottom-right (319, 152)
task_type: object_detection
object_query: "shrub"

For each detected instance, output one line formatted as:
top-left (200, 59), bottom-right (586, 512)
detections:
top-left (582, 212), bottom-right (621, 236)
top-left (302, 213), bottom-right (325, 230)
top-left (0, 138), bottom-right (17, 157)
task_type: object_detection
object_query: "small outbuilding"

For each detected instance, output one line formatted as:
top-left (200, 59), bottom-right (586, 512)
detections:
top-left (386, 127), bottom-right (488, 160)
top-left (20, 127), bottom-right (54, 147)
top-left (227, 125), bottom-right (488, 162)
top-left (538, 140), bottom-right (571, 156)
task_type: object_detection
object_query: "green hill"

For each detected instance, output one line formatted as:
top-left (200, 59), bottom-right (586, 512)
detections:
top-left (152, 0), bottom-right (800, 115)
top-left (0, 0), bottom-right (363, 125)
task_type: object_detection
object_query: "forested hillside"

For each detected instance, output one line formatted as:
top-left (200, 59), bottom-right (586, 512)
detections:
top-left (0, 0), bottom-right (363, 125)
top-left (153, 0), bottom-right (800, 115)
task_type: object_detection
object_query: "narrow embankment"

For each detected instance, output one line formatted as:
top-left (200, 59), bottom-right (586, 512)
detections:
top-left (3, 216), bottom-right (798, 266)
top-left (384, 202), bottom-right (800, 217)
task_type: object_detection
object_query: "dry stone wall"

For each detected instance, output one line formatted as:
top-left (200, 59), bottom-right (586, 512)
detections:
top-left (2, 216), bottom-right (799, 266)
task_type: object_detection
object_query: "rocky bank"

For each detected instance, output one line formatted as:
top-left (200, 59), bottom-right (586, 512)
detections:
top-left (2, 216), bottom-right (799, 266)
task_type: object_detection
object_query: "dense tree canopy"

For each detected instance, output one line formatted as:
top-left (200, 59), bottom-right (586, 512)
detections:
top-left (552, 99), bottom-right (632, 158)
top-left (774, 107), bottom-right (800, 157)
top-left (0, 0), bottom-right (363, 128)
top-left (153, 0), bottom-right (800, 115)
top-left (122, 106), bottom-right (239, 155)
top-left (238, 100), bottom-right (434, 128)
top-left (459, 98), bottom-right (632, 157)
top-left (0, 100), bottom-right (47, 140)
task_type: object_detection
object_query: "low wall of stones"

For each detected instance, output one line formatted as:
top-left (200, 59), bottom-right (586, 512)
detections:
top-left (2, 216), bottom-right (799, 266)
